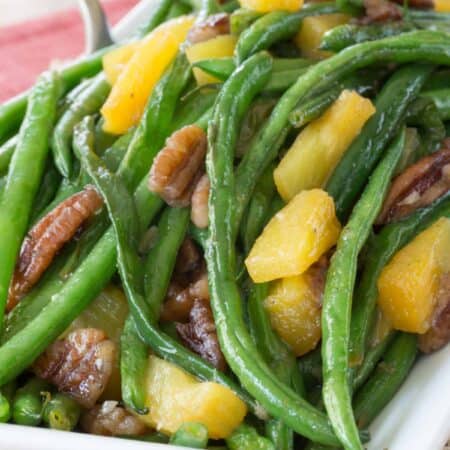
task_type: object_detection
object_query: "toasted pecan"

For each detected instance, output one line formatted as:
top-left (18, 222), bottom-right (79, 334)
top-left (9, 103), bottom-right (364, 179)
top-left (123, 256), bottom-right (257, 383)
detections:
top-left (176, 298), bottom-right (226, 371)
top-left (33, 328), bottom-right (116, 408)
top-left (81, 401), bottom-right (148, 436)
top-left (161, 272), bottom-right (210, 323)
top-left (148, 125), bottom-right (207, 207)
top-left (360, 0), bottom-right (402, 24)
top-left (418, 273), bottom-right (450, 354)
top-left (187, 13), bottom-right (230, 44)
top-left (191, 174), bottom-right (210, 229)
top-left (377, 148), bottom-right (450, 224)
top-left (7, 186), bottom-right (103, 311)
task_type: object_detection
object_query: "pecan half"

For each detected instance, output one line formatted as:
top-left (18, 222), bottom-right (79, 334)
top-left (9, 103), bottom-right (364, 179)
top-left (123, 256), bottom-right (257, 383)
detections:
top-left (161, 272), bottom-right (210, 323)
top-left (81, 401), bottom-right (148, 436)
top-left (33, 328), bottom-right (116, 408)
top-left (187, 13), bottom-right (230, 45)
top-left (176, 298), bottom-right (226, 371)
top-left (418, 273), bottom-right (450, 353)
top-left (360, 0), bottom-right (402, 24)
top-left (377, 148), bottom-right (450, 224)
top-left (7, 186), bottom-right (103, 311)
top-left (191, 174), bottom-right (210, 229)
top-left (175, 237), bottom-right (202, 275)
top-left (148, 125), bottom-right (207, 207)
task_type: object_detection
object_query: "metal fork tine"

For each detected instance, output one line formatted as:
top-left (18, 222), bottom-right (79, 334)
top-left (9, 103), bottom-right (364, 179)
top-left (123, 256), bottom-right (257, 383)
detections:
top-left (78, 0), bottom-right (114, 54)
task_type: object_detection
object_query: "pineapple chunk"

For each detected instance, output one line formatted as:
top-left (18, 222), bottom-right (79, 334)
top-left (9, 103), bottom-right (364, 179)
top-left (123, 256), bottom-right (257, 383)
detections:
top-left (377, 218), bottom-right (450, 333)
top-left (101, 15), bottom-right (195, 134)
top-left (239, 0), bottom-right (303, 12)
top-left (274, 90), bottom-right (375, 202)
top-left (245, 189), bottom-right (341, 283)
top-left (65, 285), bottom-right (129, 401)
top-left (186, 35), bottom-right (238, 85)
top-left (435, 0), bottom-right (450, 12)
top-left (139, 356), bottom-right (247, 439)
top-left (103, 41), bottom-right (141, 85)
top-left (265, 269), bottom-right (323, 356)
top-left (294, 14), bottom-right (351, 59)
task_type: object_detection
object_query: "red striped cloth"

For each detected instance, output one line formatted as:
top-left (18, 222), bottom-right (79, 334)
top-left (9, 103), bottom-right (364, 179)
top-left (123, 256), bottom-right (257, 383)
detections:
top-left (0, 0), bottom-right (138, 102)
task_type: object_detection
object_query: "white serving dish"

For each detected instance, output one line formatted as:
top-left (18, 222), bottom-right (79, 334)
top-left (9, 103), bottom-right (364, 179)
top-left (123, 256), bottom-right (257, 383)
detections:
top-left (1, 1), bottom-right (449, 449)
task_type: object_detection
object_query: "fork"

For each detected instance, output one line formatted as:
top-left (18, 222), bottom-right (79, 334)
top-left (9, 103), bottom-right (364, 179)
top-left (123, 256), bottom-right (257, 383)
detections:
top-left (78, 0), bottom-right (114, 54)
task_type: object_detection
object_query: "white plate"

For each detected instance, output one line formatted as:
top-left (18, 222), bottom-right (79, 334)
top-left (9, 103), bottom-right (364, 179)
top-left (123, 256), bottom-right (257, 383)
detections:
top-left (1, 1), bottom-right (449, 449)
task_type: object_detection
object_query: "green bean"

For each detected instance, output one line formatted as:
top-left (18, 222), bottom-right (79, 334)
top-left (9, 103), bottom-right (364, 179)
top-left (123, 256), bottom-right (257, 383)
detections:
top-left (320, 23), bottom-right (416, 53)
top-left (235, 3), bottom-right (339, 64)
top-left (0, 71), bottom-right (59, 328)
top-left (120, 316), bottom-right (149, 415)
top-left (326, 64), bottom-right (433, 221)
top-left (422, 89), bottom-right (450, 121)
top-left (138, 0), bottom-right (173, 35)
top-left (42, 393), bottom-right (81, 431)
top-left (405, 96), bottom-right (446, 155)
top-left (206, 51), bottom-right (341, 445)
top-left (121, 205), bottom-right (188, 414)
top-left (194, 58), bottom-right (312, 93)
top-left (322, 130), bottom-right (405, 450)
top-left (171, 89), bottom-right (218, 133)
top-left (169, 422), bottom-right (209, 448)
top-left (51, 74), bottom-right (110, 178)
top-left (121, 52), bottom-right (192, 192)
top-left (74, 116), bottom-right (256, 411)
top-left (29, 161), bottom-right (61, 224)
top-left (423, 69), bottom-right (450, 91)
top-left (239, 163), bottom-right (276, 254)
top-left (298, 348), bottom-right (322, 389)
top-left (0, 394), bottom-right (10, 422)
top-left (353, 333), bottom-right (417, 428)
top-left (289, 72), bottom-right (379, 129)
top-left (235, 32), bottom-right (450, 230)
top-left (352, 331), bottom-right (395, 392)
top-left (0, 49), bottom-right (107, 144)
top-left (12, 378), bottom-right (50, 426)
top-left (408, 9), bottom-right (450, 22)
top-left (101, 129), bottom-right (135, 173)
top-left (144, 207), bottom-right (189, 316)
top-left (94, 117), bottom-right (118, 155)
top-left (247, 283), bottom-right (304, 450)
top-left (230, 8), bottom-right (262, 35)
top-left (221, 0), bottom-right (239, 13)
top-left (167, 0), bottom-right (193, 19)
top-left (0, 135), bottom-right (17, 176)
top-left (349, 190), bottom-right (450, 367)
top-left (0, 380), bottom-right (16, 422)
top-left (226, 424), bottom-right (275, 450)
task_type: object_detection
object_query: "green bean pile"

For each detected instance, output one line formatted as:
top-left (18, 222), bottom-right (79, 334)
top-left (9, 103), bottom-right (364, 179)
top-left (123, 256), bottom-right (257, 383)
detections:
top-left (0, 0), bottom-right (449, 448)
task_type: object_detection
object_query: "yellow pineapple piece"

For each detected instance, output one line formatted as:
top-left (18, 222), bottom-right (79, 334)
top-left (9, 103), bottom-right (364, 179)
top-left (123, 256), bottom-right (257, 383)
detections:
top-left (245, 189), bottom-right (341, 283)
top-left (101, 15), bottom-right (195, 134)
top-left (265, 266), bottom-right (324, 356)
top-left (274, 90), bottom-right (375, 202)
top-left (239, 0), bottom-right (303, 12)
top-left (186, 35), bottom-right (238, 85)
top-left (294, 13), bottom-right (351, 59)
top-left (139, 356), bottom-right (247, 439)
top-left (103, 41), bottom-right (141, 85)
top-left (435, 0), bottom-right (450, 12)
top-left (377, 218), bottom-right (450, 333)
top-left (64, 285), bottom-right (129, 400)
